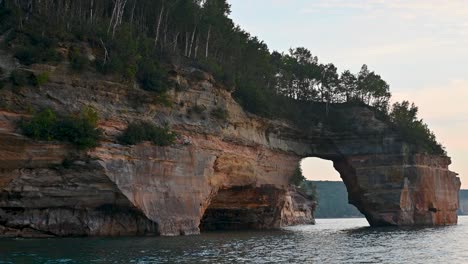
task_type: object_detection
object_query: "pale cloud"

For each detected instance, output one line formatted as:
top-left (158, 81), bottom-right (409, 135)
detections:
top-left (350, 38), bottom-right (445, 59)
top-left (301, 0), bottom-right (468, 38)
top-left (301, 0), bottom-right (468, 17)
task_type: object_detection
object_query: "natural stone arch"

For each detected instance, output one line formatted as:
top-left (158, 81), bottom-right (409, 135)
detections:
top-left (198, 151), bottom-right (460, 232)
top-left (332, 154), bottom-right (460, 226)
top-left (0, 66), bottom-right (461, 237)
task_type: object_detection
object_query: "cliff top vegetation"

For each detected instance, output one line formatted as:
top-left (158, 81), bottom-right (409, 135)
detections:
top-left (0, 0), bottom-right (445, 155)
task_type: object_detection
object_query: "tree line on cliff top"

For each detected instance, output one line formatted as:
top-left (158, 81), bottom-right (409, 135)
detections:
top-left (0, 0), bottom-right (445, 155)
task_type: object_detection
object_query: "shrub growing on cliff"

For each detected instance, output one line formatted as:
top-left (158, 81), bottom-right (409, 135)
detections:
top-left (10, 70), bottom-right (49, 87)
top-left (12, 29), bottom-right (61, 66)
top-left (20, 107), bottom-right (102, 149)
top-left (390, 101), bottom-right (446, 155)
top-left (187, 105), bottom-right (206, 116)
top-left (211, 107), bottom-right (229, 121)
top-left (69, 48), bottom-right (89, 72)
top-left (34, 72), bottom-right (49, 86)
top-left (118, 121), bottom-right (176, 146)
top-left (136, 58), bottom-right (168, 93)
top-left (290, 167), bottom-right (317, 200)
top-left (290, 166), bottom-right (306, 186)
top-left (20, 108), bottom-right (57, 140)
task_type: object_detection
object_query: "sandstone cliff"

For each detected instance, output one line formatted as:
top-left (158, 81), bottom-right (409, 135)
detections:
top-left (0, 48), bottom-right (460, 236)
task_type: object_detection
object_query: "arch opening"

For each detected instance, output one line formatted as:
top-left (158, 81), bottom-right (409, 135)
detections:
top-left (199, 185), bottom-right (289, 231)
top-left (199, 157), bottom-right (367, 232)
top-left (300, 157), bottom-right (363, 219)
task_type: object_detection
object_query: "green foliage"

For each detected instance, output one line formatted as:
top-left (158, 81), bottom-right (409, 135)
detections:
top-left (11, 28), bottom-right (61, 65)
top-left (197, 58), bottom-right (235, 89)
top-left (34, 72), bottom-right (49, 85)
top-left (95, 26), bottom-right (139, 81)
top-left (10, 70), bottom-right (49, 87)
top-left (390, 101), bottom-right (445, 155)
top-left (290, 166), bottom-right (306, 186)
top-left (211, 107), bottom-right (229, 121)
top-left (20, 108), bottom-right (57, 140)
top-left (69, 48), bottom-right (89, 72)
top-left (136, 58), bottom-right (168, 93)
top-left (234, 84), bottom-right (273, 117)
top-left (291, 167), bottom-right (317, 201)
top-left (1, 0), bottom-right (445, 155)
top-left (14, 46), bottom-right (61, 66)
top-left (118, 121), bottom-right (176, 146)
top-left (152, 93), bottom-right (172, 107)
top-left (20, 108), bottom-right (102, 149)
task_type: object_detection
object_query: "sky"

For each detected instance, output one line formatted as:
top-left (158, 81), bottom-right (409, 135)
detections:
top-left (228, 0), bottom-right (468, 188)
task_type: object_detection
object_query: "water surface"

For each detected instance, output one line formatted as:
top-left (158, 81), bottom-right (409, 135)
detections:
top-left (1, 216), bottom-right (468, 263)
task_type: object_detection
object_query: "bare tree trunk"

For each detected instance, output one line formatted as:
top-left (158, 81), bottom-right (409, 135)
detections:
top-left (205, 25), bottom-right (211, 59)
top-left (188, 26), bottom-right (197, 58)
top-left (107, 1), bottom-right (118, 35)
top-left (89, 0), bottom-right (94, 23)
top-left (185, 32), bottom-right (189, 56)
top-left (173, 32), bottom-right (180, 52)
top-left (129, 0), bottom-right (136, 25)
top-left (100, 38), bottom-right (109, 65)
top-left (117, 0), bottom-right (127, 25)
top-left (163, 9), bottom-right (169, 48)
top-left (154, 3), bottom-right (164, 46)
top-left (108, 0), bottom-right (128, 38)
top-left (194, 36), bottom-right (199, 59)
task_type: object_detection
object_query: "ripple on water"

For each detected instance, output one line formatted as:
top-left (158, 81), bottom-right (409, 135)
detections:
top-left (1, 217), bottom-right (468, 263)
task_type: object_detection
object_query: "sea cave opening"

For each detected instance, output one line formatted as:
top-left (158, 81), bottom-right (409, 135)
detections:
top-left (199, 157), bottom-right (364, 232)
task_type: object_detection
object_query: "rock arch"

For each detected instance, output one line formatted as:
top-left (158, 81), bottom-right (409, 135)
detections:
top-left (0, 67), bottom-right (461, 236)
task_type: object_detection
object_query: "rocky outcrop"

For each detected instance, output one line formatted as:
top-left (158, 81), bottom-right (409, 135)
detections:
top-left (335, 154), bottom-right (460, 226)
top-left (0, 50), bottom-right (461, 236)
top-left (280, 187), bottom-right (316, 226)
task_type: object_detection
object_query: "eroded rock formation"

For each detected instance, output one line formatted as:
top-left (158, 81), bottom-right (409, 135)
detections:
top-left (0, 50), bottom-right (461, 236)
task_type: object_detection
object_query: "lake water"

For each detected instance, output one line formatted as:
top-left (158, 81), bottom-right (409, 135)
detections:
top-left (1, 216), bottom-right (468, 263)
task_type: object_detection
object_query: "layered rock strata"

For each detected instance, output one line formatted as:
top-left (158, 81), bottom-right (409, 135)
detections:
top-left (0, 51), bottom-right (461, 236)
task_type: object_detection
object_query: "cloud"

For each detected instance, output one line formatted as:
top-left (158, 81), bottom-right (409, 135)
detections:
top-left (301, 0), bottom-right (468, 16)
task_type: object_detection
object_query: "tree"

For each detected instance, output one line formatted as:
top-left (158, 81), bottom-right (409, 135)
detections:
top-left (355, 64), bottom-right (369, 100)
top-left (390, 101), bottom-right (445, 155)
top-left (339, 70), bottom-right (357, 102)
top-left (290, 166), bottom-right (306, 186)
top-left (201, 0), bottom-right (231, 59)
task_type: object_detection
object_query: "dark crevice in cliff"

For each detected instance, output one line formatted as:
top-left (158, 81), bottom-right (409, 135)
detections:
top-left (200, 185), bottom-right (316, 231)
top-left (200, 185), bottom-right (285, 231)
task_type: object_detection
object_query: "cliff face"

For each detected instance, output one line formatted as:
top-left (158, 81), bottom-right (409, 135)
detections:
top-left (0, 50), bottom-right (461, 236)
